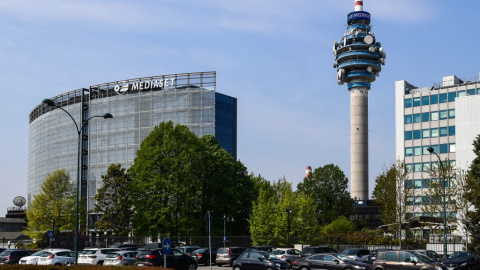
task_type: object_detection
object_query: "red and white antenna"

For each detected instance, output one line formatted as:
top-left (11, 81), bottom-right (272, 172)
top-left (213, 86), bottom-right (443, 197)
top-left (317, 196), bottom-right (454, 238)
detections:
top-left (354, 0), bottom-right (363, 11)
top-left (305, 166), bottom-right (312, 178)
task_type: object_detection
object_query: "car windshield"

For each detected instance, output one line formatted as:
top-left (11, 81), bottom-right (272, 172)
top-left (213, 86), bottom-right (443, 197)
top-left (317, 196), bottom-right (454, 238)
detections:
top-left (338, 255), bottom-right (354, 261)
top-left (31, 251), bottom-right (46, 256)
top-left (263, 253), bottom-right (280, 260)
top-left (272, 250), bottom-right (285, 255)
top-left (0, 251), bottom-right (12, 256)
top-left (106, 252), bottom-right (121, 258)
top-left (81, 250), bottom-right (98, 255)
top-left (411, 252), bottom-right (433, 262)
top-left (40, 252), bottom-right (53, 257)
top-left (449, 252), bottom-right (470, 259)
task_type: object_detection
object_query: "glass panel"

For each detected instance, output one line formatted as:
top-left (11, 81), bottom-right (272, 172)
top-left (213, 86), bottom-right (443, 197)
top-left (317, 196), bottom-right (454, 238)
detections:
top-left (406, 164), bottom-right (413, 172)
top-left (422, 112), bottom-right (429, 122)
top-left (450, 143), bottom-right (456, 153)
top-left (423, 163), bottom-right (431, 171)
top-left (405, 115), bottom-right (412, 124)
top-left (405, 98), bottom-right (412, 108)
top-left (431, 111), bottom-right (439, 121)
top-left (422, 179), bottom-right (430, 188)
top-left (421, 96), bottom-right (429, 106)
top-left (413, 97), bottom-right (421, 107)
top-left (439, 110), bottom-right (448, 120)
top-left (440, 127), bottom-right (448, 137)
top-left (414, 180), bottom-right (422, 189)
top-left (413, 130), bottom-right (421, 139)
top-left (423, 146), bottom-right (431, 155)
top-left (439, 93), bottom-right (447, 103)
top-left (422, 129), bottom-right (430, 138)
top-left (430, 94), bottom-right (438, 104)
top-left (431, 128), bottom-right (439, 137)
top-left (405, 180), bottom-right (413, 189)
top-left (467, 89), bottom-right (475, 95)
top-left (457, 90), bottom-right (466, 97)
top-left (414, 163), bottom-right (422, 172)
top-left (405, 147), bottom-right (413, 157)
top-left (448, 92), bottom-right (456, 102)
top-left (440, 144), bottom-right (448, 153)
top-left (413, 114), bottom-right (421, 123)
top-left (405, 131), bottom-right (413, 140)
top-left (413, 146), bottom-right (421, 156)
top-left (448, 109), bottom-right (455, 119)
top-left (449, 126), bottom-right (456, 136)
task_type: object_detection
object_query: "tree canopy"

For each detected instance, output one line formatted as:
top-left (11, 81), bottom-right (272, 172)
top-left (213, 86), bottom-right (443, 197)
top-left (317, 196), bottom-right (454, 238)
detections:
top-left (466, 134), bottom-right (480, 251)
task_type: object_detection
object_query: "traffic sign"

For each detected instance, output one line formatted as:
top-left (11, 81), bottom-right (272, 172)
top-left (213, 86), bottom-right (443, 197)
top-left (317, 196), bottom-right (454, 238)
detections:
top-left (162, 237), bottom-right (171, 255)
top-left (47, 230), bottom-right (54, 238)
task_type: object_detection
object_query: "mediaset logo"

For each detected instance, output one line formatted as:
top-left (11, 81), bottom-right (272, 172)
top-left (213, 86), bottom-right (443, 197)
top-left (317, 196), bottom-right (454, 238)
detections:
top-left (113, 78), bottom-right (176, 95)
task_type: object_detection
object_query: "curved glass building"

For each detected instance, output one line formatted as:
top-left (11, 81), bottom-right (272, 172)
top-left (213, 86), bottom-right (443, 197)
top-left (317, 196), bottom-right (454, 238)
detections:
top-left (28, 71), bottom-right (236, 225)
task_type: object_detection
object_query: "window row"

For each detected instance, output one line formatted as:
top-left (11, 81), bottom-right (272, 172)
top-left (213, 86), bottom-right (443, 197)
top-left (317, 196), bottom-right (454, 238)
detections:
top-left (405, 178), bottom-right (454, 189)
top-left (406, 195), bottom-right (456, 206)
top-left (405, 143), bottom-right (455, 156)
top-left (404, 88), bottom-right (478, 108)
top-left (406, 160), bottom-right (456, 173)
top-left (405, 126), bottom-right (455, 140)
top-left (404, 109), bottom-right (455, 124)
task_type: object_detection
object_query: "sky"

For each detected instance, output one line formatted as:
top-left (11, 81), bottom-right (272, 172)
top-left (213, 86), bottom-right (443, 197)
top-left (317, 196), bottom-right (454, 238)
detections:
top-left (1, 0), bottom-right (480, 217)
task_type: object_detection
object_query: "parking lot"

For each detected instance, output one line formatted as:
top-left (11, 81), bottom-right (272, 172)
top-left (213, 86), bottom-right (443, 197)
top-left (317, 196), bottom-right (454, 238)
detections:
top-left (198, 264), bottom-right (232, 270)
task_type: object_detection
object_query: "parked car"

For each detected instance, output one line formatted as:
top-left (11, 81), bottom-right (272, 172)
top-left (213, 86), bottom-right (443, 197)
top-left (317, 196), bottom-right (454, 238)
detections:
top-left (233, 250), bottom-right (290, 270)
top-left (104, 250), bottom-right (138, 266)
top-left (109, 243), bottom-right (138, 251)
top-left (176, 246), bottom-right (201, 256)
top-left (372, 250), bottom-right (447, 270)
top-left (412, 249), bottom-right (443, 261)
top-left (77, 247), bottom-right (121, 265)
top-left (292, 253), bottom-right (372, 270)
top-left (37, 249), bottom-right (75, 266)
top-left (216, 246), bottom-right (246, 266)
top-left (299, 246), bottom-right (337, 258)
top-left (192, 248), bottom-right (217, 265)
top-left (272, 248), bottom-right (301, 265)
top-left (442, 251), bottom-right (480, 270)
top-left (0, 249), bottom-right (35, 264)
top-left (135, 248), bottom-right (197, 270)
top-left (248, 245), bottom-right (276, 252)
top-left (340, 248), bottom-right (370, 262)
top-left (19, 250), bottom-right (48, 265)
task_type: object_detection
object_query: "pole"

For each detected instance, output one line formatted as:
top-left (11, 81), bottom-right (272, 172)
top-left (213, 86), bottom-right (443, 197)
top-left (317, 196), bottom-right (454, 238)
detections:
top-left (223, 215), bottom-right (226, 248)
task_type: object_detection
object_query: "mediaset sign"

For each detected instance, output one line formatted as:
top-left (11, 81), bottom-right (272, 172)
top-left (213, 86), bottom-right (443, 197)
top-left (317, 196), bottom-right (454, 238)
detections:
top-left (114, 78), bottom-right (177, 95)
top-left (347, 11), bottom-right (370, 24)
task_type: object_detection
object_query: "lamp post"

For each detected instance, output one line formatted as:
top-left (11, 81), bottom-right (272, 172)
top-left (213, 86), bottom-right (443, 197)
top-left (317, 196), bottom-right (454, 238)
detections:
top-left (284, 208), bottom-right (292, 247)
top-left (223, 215), bottom-right (233, 247)
top-left (42, 98), bottom-right (113, 265)
top-left (427, 146), bottom-right (448, 260)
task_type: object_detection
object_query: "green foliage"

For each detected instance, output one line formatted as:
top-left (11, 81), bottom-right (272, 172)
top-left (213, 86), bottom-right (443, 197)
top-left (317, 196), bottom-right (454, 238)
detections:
top-left (466, 134), bottom-right (480, 252)
top-left (128, 121), bottom-right (253, 237)
top-left (322, 216), bottom-right (354, 235)
top-left (24, 169), bottom-right (79, 241)
top-left (93, 163), bottom-right (133, 236)
top-left (296, 164), bottom-right (354, 225)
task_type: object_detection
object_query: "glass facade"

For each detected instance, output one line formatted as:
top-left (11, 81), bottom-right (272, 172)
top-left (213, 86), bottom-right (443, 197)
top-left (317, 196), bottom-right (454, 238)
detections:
top-left (28, 72), bottom-right (237, 222)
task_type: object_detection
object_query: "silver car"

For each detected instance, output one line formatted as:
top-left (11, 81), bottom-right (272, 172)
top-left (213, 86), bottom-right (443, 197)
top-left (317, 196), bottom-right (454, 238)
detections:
top-left (272, 248), bottom-right (301, 265)
top-left (104, 250), bottom-right (138, 266)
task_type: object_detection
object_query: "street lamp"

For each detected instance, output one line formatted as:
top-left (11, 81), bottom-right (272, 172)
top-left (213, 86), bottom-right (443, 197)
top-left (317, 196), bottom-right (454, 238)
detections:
top-left (284, 208), bottom-right (292, 247)
top-left (427, 146), bottom-right (448, 260)
top-left (223, 215), bottom-right (233, 247)
top-left (42, 98), bottom-right (113, 265)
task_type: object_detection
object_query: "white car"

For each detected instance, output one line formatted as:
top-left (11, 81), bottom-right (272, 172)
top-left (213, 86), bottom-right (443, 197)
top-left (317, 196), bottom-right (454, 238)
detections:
top-left (78, 248), bottom-right (121, 265)
top-left (19, 250), bottom-right (48, 265)
top-left (104, 250), bottom-right (138, 266)
top-left (37, 249), bottom-right (75, 266)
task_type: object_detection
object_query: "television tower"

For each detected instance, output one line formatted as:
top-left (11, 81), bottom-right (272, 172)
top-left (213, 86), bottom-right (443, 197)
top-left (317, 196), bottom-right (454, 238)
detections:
top-left (333, 0), bottom-right (386, 200)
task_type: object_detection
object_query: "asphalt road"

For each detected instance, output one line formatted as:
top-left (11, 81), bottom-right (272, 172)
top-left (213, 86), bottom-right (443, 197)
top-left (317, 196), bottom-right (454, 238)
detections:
top-left (198, 264), bottom-right (231, 270)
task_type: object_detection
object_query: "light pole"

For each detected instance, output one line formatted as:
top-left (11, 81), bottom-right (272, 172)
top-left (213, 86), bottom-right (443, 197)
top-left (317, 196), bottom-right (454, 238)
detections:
top-left (427, 146), bottom-right (448, 259)
top-left (223, 215), bottom-right (233, 247)
top-left (42, 98), bottom-right (113, 265)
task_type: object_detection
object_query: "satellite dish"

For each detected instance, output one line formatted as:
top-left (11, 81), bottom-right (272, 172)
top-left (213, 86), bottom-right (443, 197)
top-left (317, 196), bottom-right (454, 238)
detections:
top-left (13, 196), bottom-right (26, 207)
top-left (368, 46), bottom-right (375, 53)
top-left (364, 35), bottom-right (374, 44)
top-left (367, 67), bottom-right (373, 73)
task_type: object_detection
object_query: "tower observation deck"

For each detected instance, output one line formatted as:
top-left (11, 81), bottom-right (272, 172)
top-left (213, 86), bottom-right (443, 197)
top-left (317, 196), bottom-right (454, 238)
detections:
top-left (333, 0), bottom-right (386, 200)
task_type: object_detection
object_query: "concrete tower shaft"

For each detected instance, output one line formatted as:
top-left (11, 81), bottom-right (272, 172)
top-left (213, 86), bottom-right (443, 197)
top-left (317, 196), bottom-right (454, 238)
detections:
top-left (333, 1), bottom-right (385, 200)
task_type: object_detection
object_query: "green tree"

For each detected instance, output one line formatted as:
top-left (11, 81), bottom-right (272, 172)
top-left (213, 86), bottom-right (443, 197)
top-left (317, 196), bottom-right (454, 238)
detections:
top-left (128, 121), bottom-right (253, 237)
top-left (372, 160), bottom-right (412, 249)
top-left (322, 216), bottom-right (354, 235)
top-left (296, 164), bottom-right (354, 225)
top-left (24, 169), bottom-right (77, 241)
top-left (466, 134), bottom-right (480, 251)
top-left (93, 164), bottom-right (132, 236)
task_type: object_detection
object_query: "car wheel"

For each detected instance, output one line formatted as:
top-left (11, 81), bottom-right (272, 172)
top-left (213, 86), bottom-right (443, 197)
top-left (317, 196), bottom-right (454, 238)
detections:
top-left (300, 267), bottom-right (310, 270)
top-left (217, 264), bottom-right (223, 267)
top-left (188, 263), bottom-right (197, 270)
top-left (234, 266), bottom-right (241, 270)
top-left (55, 263), bottom-right (62, 266)
top-left (97, 261), bottom-right (104, 265)
top-left (266, 267), bottom-right (274, 270)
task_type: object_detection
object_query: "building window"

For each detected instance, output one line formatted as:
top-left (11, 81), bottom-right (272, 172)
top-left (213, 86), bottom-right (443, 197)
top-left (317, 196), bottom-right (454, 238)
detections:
top-left (430, 145), bottom-right (439, 154)
top-left (421, 96), bottom-right (429, 106)
top-left (430, 94), bottom-right (438, 104)
top-left (405, 131), bottom-right (413, 140)
top-left (431, 128), bottom-right (439, 137)
top-left (458, 90), bottom-right (466, 97)
top-left (450, 143), bottom-right (456, 153)
top-left (448, 109), bottom-right (455, 119)
top-left (448, 92), bottom-right (456, 102)
top-left (467, 89), bottom-right (475, 95)
top-left (439, 110), bottom-right (448, 120)
top-left (414, 196), bottom-right (422, 205)
top-left (405, 115), bottom-right (412, 124)
top-left (413, 114), bottom-right (421, 123)
top-left (422, 179), bottom-right (431, 188)
top-left (423, 146), bottom-right (431, 155)
top-left (405, 147), bottom-right (413, 156)
top-left (439, 93), bottom-right (447, 103)
top-left (413, 97), bottom-right (421, 107)
top-left (449, 126), bottom-right (456, 136)
top-left (413, 130), bottom-right (421, 139)
top-left (405, 98), bottom-right (412, 108)
top-left (440, 144), bottom-right (448, 153)
top-left (414, 163), bottom-right (422, 172)
top-left (422, 112), bottom-right (429, 122)
top-left (423, 163), bottom-right (431, 171)
top-left (406, 164), bottom-right (413, 172)
top-left (414, 179), bottom-right (422, 189)
top-left (413, 146), bottom-right (421, 156)
top-left (422, 129), bottom-right (430, 138)
top-left (440, 127), bottom-right (448, 137)
top-left (431, 111), bottom-right (439, 121)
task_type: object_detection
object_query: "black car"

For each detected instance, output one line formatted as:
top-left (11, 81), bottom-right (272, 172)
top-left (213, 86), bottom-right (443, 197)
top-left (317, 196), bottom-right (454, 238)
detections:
top-left (0, 249), bottom-right (35, 264)
top-left (135, 248), bottom-right (197, 270)
top-left (442, 251), bottom-right (480, 270)
top-left (293, 253), bottom-right (372, 270)
top-left (300, 246), bottom-right (338, 258)
top-left (192, 248), bottom-right (217, 265)
top-left (233, 250), bottom-right (290, 270)
top-left (372, 250), bottom-right (447, 270)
